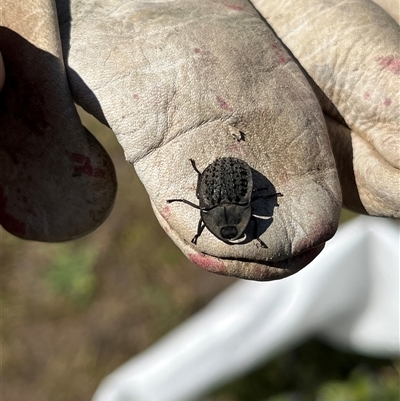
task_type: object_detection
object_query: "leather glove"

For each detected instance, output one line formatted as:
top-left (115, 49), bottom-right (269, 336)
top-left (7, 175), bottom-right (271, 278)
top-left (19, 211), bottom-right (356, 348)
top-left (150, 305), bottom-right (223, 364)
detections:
top-left (1, 0), bottom-right (398, 280)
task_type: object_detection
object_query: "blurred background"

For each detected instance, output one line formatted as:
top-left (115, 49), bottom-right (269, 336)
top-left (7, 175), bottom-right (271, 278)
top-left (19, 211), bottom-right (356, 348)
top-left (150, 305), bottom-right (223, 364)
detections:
top-left (2, 109), bottom-right (399, 401)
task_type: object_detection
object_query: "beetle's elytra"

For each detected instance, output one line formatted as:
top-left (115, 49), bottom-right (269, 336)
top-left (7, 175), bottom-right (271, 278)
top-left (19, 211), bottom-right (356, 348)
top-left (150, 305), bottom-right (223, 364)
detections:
top-left (167, 157), bottom-right (282, 248)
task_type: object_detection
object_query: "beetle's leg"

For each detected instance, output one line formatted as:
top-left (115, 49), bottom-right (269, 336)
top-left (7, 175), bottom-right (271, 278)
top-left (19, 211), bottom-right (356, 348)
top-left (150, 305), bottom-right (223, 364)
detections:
top-left (191, 218), bottom-right (206, 244)
top-left (189, 159), bottom-right (202, 176)
top-left (251, 191), bottom-right (283, 202)
top-left (166, 198), bottom-right (201, 209)
top-left (251, 215), bottom-right (268, 248)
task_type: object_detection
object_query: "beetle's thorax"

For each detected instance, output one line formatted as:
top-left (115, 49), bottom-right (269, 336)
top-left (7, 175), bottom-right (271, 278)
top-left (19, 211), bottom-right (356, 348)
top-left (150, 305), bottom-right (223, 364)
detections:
top-left (201, 202), bottom-right (252, 242)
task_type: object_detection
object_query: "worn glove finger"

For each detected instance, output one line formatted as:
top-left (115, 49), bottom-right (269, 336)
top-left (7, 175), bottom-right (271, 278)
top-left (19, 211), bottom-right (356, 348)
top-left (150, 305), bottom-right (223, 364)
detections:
top-left (325, 115), bottom-right (400, 214)
top-left (0, 0), bottom-right (117, 241)
top-left (251, 0), bottom-right (400, 217)
top-left (59, 0), bottom-right (341, 280)
top-left (0, 52), bottom-right (5, 91)
top-left (372, 0), bottom-right (400, 23)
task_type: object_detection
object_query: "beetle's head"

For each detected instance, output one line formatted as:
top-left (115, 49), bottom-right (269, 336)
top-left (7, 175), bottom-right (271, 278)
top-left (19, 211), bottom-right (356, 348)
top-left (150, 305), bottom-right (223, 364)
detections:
top-left (201, 203), bottom-right (252, 243)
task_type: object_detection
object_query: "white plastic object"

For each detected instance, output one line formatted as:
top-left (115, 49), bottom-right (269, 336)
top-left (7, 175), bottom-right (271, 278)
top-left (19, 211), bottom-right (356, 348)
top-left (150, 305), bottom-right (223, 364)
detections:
top-left (93, 216), bottom-right (400, 401)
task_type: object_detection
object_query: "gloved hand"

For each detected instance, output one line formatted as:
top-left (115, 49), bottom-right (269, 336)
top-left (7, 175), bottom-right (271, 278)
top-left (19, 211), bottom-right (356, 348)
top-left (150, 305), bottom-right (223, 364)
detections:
top-left (252, 0), bottom-right (399, 217)
top-left (1, 0), bottom-right (398, 280)
top-left (0, 3), bottom-right (117, 242)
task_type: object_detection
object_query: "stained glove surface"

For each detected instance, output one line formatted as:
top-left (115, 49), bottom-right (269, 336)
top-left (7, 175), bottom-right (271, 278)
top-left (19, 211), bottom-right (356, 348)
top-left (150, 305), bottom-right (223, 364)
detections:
top-left (0, 0), bottom-right (117, 241)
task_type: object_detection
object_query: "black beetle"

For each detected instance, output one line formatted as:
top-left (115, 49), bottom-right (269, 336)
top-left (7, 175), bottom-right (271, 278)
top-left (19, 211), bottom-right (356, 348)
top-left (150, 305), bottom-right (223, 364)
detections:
top-left (167, 157), bottom-right (282, 247)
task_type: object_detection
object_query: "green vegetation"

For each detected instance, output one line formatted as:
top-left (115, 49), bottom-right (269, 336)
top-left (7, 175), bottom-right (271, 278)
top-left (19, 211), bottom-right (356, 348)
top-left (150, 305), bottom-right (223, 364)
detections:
top-left (210, 341), bottom-right (399, 401)
top-left (43, 244), bottom-right (98, 307)
top-left (317, 366), bottom-right (400, 401)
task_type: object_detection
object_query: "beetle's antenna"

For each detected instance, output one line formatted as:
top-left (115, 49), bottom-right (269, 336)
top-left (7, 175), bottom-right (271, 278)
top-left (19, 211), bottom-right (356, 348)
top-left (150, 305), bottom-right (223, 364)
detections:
top-left (166, 199), bottom-right (201, 209)
top-left (251, 191), bottom-right (283, 201)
